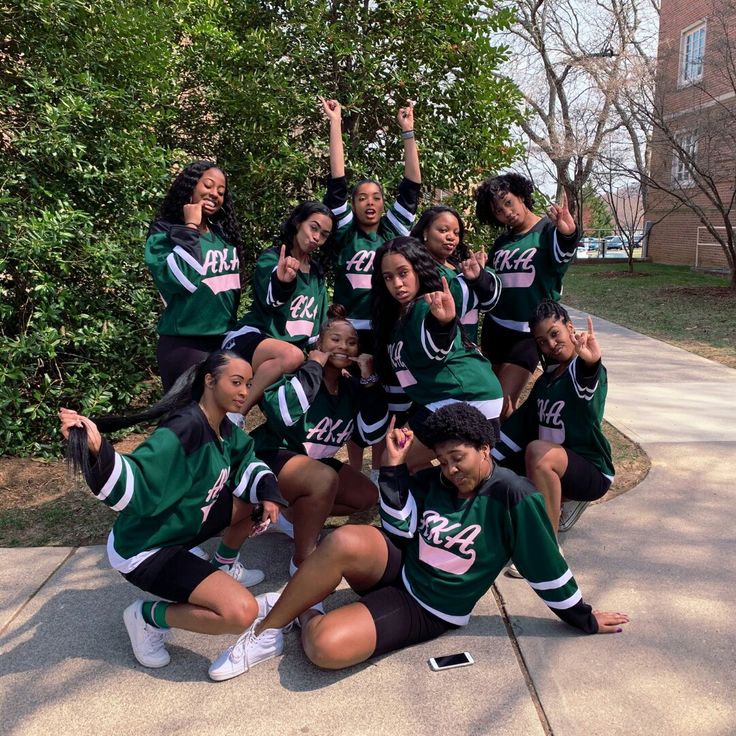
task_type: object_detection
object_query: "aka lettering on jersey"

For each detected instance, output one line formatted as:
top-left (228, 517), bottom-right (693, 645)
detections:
top-left (305, 417), bottom-right (354, 447)
top-left (493, 246), bottom-right (537, 289)
top-left (344, 249), bottom-right (375, 290)
top-left (388, 341), bottom-right (418, 388)
top-left (536, 397), bottom-right (566, 444)
top-left (417, 510), bottom-right (482, 575)
top-left (286, 295), bottom-right (320, 337)
top-left (202, 248), bottom-right (239, 274)
top-left (200, 467), bottom-right (230, 523)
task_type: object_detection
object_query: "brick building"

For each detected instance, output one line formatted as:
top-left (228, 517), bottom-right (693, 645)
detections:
top-left (645, 0), bottom-right (736, 272)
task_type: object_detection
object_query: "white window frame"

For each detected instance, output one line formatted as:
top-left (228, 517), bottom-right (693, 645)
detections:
top-left (679, 21), bottom-right (706, 86)
top-left (671, 130), bottom-right (698, 186)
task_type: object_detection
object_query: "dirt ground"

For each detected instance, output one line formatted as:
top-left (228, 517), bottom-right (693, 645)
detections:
top-left (0, 410), bottom-right (649, 547)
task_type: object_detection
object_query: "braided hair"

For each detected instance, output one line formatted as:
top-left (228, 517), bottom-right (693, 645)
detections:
top-left (410, 205), bottom-right (470, 265)
top-left (475, 173), bottom-right (535, 229)
top-left (529, 299), bottom-right (573, 370)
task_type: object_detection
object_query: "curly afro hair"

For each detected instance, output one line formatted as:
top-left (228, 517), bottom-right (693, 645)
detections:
top-left (475, 173), bottom-right (535, 228)
top-left (421, 402), bottom-right (497, 450)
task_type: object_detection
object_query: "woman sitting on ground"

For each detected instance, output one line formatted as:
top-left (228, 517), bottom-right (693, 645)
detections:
top-left (219, 305), bottom-right (388, 576)
top-left (207, 402), bottom-right (628, 682)
top-left (492, 301), bottom-right (614, 538)
top-left (59, 350), bottom-right (287, 675)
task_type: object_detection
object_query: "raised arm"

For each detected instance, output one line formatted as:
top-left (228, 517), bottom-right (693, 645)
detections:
top-left (398, 101), bottom-right (421, 184)
top-left (320, 96), bottom-right (345, 179)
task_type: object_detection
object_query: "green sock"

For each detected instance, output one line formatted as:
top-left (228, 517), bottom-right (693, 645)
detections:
top-left (212, 541), bottom-right (240, 568)
top-left (141, 600), bottom-right (171, 629)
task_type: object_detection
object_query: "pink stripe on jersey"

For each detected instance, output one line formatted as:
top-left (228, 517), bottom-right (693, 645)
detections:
top-left (202, 273), bottom-right (241, 295)
top-left (418, 536), bottom-right (474, 575)
top-left (302, 442), bottom-right (340, 459)
top-left (499, 272), bottom-right (535, 289)
top-left (394, 369), bottom-right (417, 387)
top-left (460, 308), bottom-right (479, 325)
top-left (346, 273), bottom-right (373, 289)
top-left (285, 320), bottom-right (316, 337)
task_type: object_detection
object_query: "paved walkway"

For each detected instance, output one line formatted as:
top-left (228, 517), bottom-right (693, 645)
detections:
top-left (1, 311), bottom-right (735, 735)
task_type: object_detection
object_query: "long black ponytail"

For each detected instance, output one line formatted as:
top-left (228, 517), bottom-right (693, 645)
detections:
top-left (65, 350), bottom-right (241, 476)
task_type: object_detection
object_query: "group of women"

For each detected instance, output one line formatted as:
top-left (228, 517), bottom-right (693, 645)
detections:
top-left (60, 98), bottom-right (628, 682)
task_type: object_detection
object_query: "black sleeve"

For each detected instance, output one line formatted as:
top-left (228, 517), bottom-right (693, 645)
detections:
top-left (396, 176), bottom-right (421, 213)
top-left (324, 175), bottom-right (349, 209)
top-left (424, 313), bottom-right (458, 351)
top-left (465, 268), bottom-right (503, 312)
top-left (149, 220), bottom-right (204, 262)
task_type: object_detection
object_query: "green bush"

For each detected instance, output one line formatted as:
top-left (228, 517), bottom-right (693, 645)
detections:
top-left (1, 0), bottom-right (521, 457)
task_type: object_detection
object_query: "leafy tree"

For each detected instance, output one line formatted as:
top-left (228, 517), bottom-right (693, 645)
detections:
top-left (1, 0), bottom-right (522, 456)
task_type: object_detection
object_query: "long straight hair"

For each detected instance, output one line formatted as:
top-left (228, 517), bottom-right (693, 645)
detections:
top-left (65, 350), bottom-right (242, 477)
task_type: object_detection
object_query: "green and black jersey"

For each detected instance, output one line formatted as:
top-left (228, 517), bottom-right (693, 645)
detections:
top-left (489, 217), bottom-right (578, 332)
top-left (145, 220), bottom-right (241, 336)
top-left (436, 262), bottom-right (503, 344)
top-left (324, 176), bottom-right (421, 329)
top-left (252, 360), bottom-right (389, 459)
top-left (81, 402), bottom-right (285, 572)
top-left (378, 463), bottom-right (598, 632)
top-left (493, 357), bottom-right (614, 478)
top-left (228, 245), bottom-right (328, 351)
top-left (387, 298), bottom-right (503, 418)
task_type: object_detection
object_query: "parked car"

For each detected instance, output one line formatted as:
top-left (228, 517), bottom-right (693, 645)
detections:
top-left (580, 236), bottom-right (601, 251)
top-left (604, 235), bottom-right (625, 251)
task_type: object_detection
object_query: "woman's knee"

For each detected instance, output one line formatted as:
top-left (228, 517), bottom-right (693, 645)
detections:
top-left (302, 620), bottom-right (351, 670)
top-left (279, 343), bottom-right (305, 373)
top-left (320, 525), bottom-right (375, 565)
top-left (214, 588), bottom-right (259, 631)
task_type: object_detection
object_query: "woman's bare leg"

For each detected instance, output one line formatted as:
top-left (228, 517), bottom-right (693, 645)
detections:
top-left (494, 362), bottom-right (533, 420)
top-left (525, 440), bottom-right (569, 534)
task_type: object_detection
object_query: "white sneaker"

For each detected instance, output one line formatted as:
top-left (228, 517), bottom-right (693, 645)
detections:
top-left (208, 623), bottom-right (284, 682)
top-left (255, 591), bottom-right (294, 633)
top-left (271, 514), bottom-right (295, 539)
top-left (559, 500), bottom-right (590, 533)
top-left (220, 560), bottom-right (265, 588)
top-left (189, 545), bottom-right (209, 560)
top-left (123, 600), bottom-right (170, 668)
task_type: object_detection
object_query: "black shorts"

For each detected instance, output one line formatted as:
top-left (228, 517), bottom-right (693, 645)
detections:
top-left (258, 448), bottom-right (343, 477)
top-left (355, 328), bottom-right (375, 355)
top-left (481, 318), bottom-right (539, 373)
top-left (222, 327), bottom-right (271, 364)
top-left (358, 532), bottom-right (458, 657)
top-left (560, 448), bottom-right (612, 502)
top-left (156, 334), bottom-right (225, 392)
top-left (497, 447), bottom-right (611, 502)
top-left (122, 487), bottom-right (234, 602)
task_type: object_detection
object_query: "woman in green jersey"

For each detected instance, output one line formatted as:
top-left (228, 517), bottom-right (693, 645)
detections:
top-left (475, 173), bottom-right (579, 419)
top-left (60, 350), bottom-right (287, 676)
top-left (224, 202), bottom-right (335, 418)
top-left (410, 204), bottom-right (502, 344)
top-left (219, 305), bottom-right (387, 576)
top-left (145, 161), bottom-right (245, 391)
top-left (370, 236), bottom-right (503, 471)
top-left (492, 301), bottom-right (614, 537)
top-left (206, 402), bottom-right (629, 682)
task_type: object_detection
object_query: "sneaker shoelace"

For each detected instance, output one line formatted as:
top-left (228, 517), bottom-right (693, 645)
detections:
top-left (230, 628), bottom-right (256, 665)
top-left (142, 623), bottom-right (169, 653)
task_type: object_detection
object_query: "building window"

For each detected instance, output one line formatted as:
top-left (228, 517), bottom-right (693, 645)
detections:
top-left (680, 22), bottom-right (706, 85)
top-left (672, 131), bottom-right (697, 185)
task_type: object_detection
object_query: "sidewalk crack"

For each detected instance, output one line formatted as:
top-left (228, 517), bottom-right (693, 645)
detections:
top-left (492, 583), bottom-right (553, 736)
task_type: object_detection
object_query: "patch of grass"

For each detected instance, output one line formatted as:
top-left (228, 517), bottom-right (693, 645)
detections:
top-left (564, 263), bottom-right (736, 368)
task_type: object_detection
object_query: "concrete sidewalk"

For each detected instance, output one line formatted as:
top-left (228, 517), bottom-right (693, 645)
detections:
top-left (2, 312), bottom-right (735, 735)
